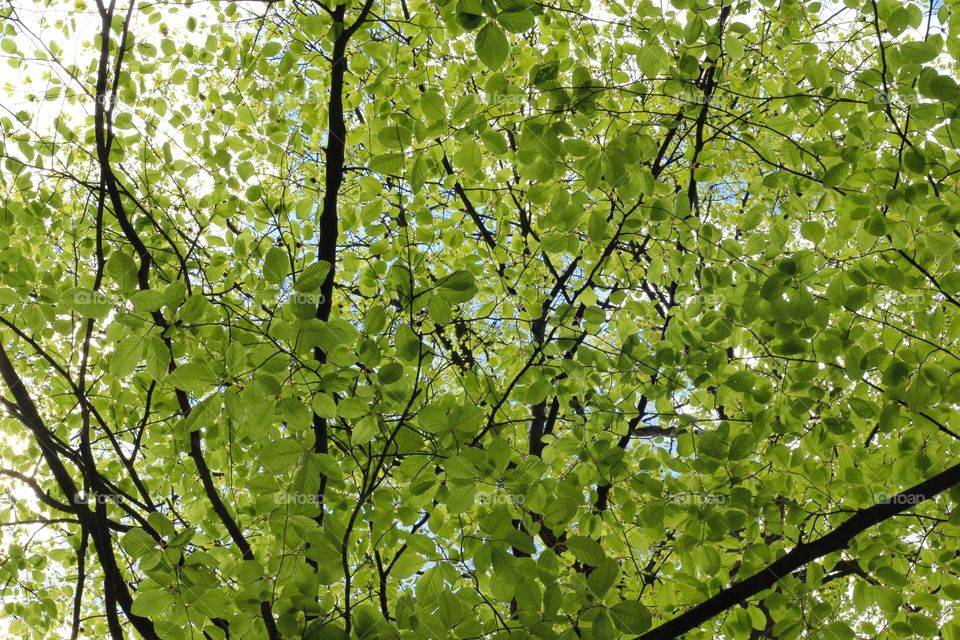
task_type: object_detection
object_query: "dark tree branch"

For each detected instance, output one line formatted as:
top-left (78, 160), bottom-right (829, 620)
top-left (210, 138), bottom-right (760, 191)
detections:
top-left (636, 460), bottom-right (960, 640)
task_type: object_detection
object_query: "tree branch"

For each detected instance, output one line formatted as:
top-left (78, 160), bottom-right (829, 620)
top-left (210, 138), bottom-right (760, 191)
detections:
top-left (636, 460), bottom-right (960, 640)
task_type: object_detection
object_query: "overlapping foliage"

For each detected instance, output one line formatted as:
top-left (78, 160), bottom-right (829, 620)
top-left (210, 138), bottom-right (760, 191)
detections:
top-left (1, 0), bottom-right (960, 637)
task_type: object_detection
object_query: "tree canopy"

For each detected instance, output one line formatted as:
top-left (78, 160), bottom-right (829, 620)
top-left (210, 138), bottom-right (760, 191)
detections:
top-left (1, 0), bottom-right (960, 637)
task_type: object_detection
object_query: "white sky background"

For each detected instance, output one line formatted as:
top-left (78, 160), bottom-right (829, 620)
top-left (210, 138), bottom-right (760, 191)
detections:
top-left (1, 2), bottom-right (100, 119)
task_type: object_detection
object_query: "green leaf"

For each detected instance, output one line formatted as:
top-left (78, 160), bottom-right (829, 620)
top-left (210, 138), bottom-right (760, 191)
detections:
top-left (106, 251), bottom-right (138, 291)
top-left (900, 36), bottom-right (942, 64)
top-left (457, 13), bottom-right (484, 30)
top-left (143, 336), bottom-right (171, 382)
top-left (165, 360), bottom-right (218, 393)
top-left (369, 152), bottom-right (404, 173)
top-left (822, 162), bottom-right (848, 189)
top-left (726, 371), bottom-right (755, 393)
top-left (394, 324), bottom-right (421, 361)
top-left (121, 528), bottom-right (156, 557)
top-left (844, 286), bottom-right (869, 311)
top-left (909, 614), bottom-right (940, 636)
top-left (772, 338), bottom-right (806, 355)
top-left (378, 362), bottom-right (404, 384)
top-left (514, 579), bottom-right (542, 614)
top-left (475, 24), bottom-right (510, 70)
top-left (497, 9), bottom-right (534, 33)
top-left (886, 7), bottom-right (909, 36)
top-left (304, 621), bottom-right (347, 640)
top-left (588, 209), bottom-right (606, 243)
top-left (882, 359), bottom-right (912, 387)
top-left (531, 60), bottom-right (559, 88)
top-left (296, 260), bottom-right (332, 292)
top-left (261, 438), bottom-right (306, 473)
top-left (565, 535), bottom-right (605, 566)
top-left (131, 589), bottom-right (175, 617)
top-left (147, 512), bottom-right (175, 537)
top-left (129, 289), bottom-right (166, 313)
top-left (903, 149), bottom-right (926, 174)
top-left (803, 59), bottom-right (829, 88)
top-left (920, 72), bottom-right (960, 102)
top-left (610, 600), bottom-right (652, 634)
top-left (438, 270), bottom-right (477, 303)
top-left (264, 247), bottom-right (289, 285)
top-left (495, 0), bottom-right (531, 9)
top-left (365, 305), bottom-right (387, 334)
top-left (454, 140), bottom-right (483, 177)
top-left (110, 336), bottom-right (143, 377)
top-left (420, 90), bottom-right (447, 123)
top-left (637, 45), bottom-right (665, 76)
top-left (942, 271), bottom-right (960, 295)
top-left (592, 610), bottom-right (615, 638)
top-left (480, 129), bottom-right (509, 155)
top-left (312, 393), bottom-right (337, 419)
top-left (587, 558), bottom-right (620, 597)
top-left (457, 0), bottom-right (485, 32)
top-left (803, 221), bottom-right (826, 247)
top-left (179, 294), bottom-right (211, 325)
